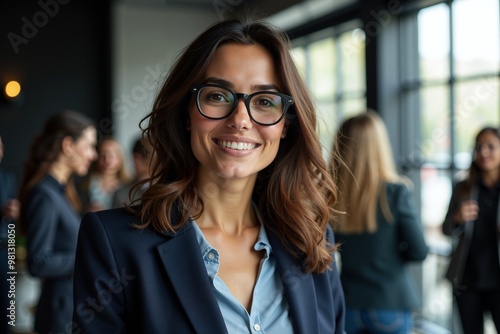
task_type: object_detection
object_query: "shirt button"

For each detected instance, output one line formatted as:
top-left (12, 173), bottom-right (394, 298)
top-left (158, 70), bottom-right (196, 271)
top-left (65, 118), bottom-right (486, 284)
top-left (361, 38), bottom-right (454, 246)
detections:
top-left (207, 252), bottom-right (215, 260)
top-left (253, 324), bottom-right (261, 331)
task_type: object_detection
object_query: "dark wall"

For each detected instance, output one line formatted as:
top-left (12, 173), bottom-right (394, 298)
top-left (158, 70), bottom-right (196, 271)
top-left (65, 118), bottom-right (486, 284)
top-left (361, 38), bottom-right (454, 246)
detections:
top-left (0, 0), bottom-right (111, 183)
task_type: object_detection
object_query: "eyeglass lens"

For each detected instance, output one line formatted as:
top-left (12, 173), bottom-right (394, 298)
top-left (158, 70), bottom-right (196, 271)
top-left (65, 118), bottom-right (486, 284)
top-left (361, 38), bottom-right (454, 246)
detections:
top-left (197, 86), bottom-right (285, 125)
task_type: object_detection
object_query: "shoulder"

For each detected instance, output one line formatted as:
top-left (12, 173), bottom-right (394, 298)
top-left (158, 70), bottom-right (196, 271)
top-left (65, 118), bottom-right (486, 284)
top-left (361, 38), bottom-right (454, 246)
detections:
top-left (325, 223), bottom-right (336, 244)
top-left (80, 207), bottom-right (170, 242)
top-left (27, 177), bottom-right (62, 203)
top-left (0, 168), bottom-right (15, 181)
top-left (452, 179), bottom-right (468, 191)
top-left (115, 182), bottom-right (133, 195)
top-left (0, 168), bottom-right (17, 195)
top-left (78, 207), bottom-right (184, 262)
top-left (82, 207), bottom-right (140, 230)
top-left (385, 181), bottom-right (411, 197)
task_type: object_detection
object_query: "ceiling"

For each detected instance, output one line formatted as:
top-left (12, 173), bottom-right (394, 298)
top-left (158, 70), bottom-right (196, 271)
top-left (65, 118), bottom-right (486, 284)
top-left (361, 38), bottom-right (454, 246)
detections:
top-left (117, 0), bottom-right (304, 18)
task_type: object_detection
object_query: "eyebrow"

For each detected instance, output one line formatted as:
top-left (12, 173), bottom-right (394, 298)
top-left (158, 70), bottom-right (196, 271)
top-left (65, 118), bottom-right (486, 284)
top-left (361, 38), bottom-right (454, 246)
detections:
top-left (203, 77), bottom-right (280, 92)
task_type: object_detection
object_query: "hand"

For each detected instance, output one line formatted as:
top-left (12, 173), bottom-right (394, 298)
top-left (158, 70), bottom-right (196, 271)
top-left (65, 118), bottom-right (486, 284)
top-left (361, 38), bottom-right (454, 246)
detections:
top-left (455, 200), bottom-right (479, 223)
top-left (2, 199), bottom-right (20, 220)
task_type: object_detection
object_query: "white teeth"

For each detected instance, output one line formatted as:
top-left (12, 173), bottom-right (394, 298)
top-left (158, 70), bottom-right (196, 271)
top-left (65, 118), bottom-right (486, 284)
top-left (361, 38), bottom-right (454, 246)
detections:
top-left (219, 140), bottom-right (256, 151)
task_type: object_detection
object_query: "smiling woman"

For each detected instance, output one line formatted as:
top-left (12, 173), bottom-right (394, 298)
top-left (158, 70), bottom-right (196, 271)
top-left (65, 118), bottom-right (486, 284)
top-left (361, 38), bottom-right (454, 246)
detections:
top-left (443, 126), bottom-right (500, 334)
top-left (73, 17), bottom-right (346, 334)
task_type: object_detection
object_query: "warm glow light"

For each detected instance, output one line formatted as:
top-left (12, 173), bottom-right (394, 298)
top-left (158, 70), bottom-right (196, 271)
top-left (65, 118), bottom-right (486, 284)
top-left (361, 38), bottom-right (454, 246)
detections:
top-left (5, 81), bottom-right (21, 98)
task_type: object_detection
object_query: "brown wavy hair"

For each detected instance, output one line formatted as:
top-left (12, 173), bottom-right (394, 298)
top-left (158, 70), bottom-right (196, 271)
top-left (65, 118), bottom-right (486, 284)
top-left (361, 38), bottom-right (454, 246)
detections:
top-left (134, 18), bottom-right (337, 274)
top-left (19, 110), bottom-right (95, 221)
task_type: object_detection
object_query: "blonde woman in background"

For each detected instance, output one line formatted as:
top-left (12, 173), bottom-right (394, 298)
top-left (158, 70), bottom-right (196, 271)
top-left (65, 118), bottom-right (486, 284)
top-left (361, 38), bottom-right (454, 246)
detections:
top-left (81, 137), bottom-right (130, 211)
top-left (329, 111), bottom-right (428, 334)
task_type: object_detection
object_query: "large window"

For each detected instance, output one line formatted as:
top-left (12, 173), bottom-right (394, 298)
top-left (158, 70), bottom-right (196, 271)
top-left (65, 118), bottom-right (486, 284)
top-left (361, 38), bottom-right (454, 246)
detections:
top-left (291, 21), bottom-right (366, 156)
top-left (284, 1), bottom-right (498, 332)
top-left (401, 0), bottom-right (500, 332)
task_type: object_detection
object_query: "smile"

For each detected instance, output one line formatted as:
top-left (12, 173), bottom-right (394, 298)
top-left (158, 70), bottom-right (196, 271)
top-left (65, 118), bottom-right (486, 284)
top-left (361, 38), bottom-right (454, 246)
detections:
top-left (215, 139), bottom-right (258, 151)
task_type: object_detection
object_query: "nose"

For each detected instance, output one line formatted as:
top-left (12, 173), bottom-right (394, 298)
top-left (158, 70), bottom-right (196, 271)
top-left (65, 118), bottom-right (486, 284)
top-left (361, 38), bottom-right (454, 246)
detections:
top-left (477, 145), bottom-right (489, 155)
top-left (226, 99), bottom-right (252, 130)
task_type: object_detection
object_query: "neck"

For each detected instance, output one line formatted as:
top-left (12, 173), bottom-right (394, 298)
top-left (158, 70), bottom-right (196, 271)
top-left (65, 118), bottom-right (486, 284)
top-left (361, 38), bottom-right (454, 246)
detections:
top-left (48, 160), bottom-right (72, 184)
top-left (482, 170), bottom-right (499, 187)
top-left (195, 172), bottom-right (257, 236)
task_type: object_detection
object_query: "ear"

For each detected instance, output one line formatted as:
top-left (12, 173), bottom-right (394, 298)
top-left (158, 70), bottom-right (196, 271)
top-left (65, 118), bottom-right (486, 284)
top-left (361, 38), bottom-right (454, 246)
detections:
top-left (61, 136), bottom-right (74, 156)
top-left (281, 121), bottom-right (289, 139)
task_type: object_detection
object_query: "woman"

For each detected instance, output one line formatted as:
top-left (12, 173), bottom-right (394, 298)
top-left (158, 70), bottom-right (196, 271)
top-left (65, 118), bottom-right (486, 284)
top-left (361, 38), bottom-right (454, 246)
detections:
top-left (443, 126), bottom-right (500, 334)
top-left (111, 136), bottom-right (152, 208)
top-left (81, 137), bottom-right (130, 211)
top-left (19, 111), bottom-right (97, 334)
top-left (0, 135), bottom-right (20, 334)
top-left (329, 111), bottom-right (427, 334)
top-left (73, 18), bottom-right (345, 333)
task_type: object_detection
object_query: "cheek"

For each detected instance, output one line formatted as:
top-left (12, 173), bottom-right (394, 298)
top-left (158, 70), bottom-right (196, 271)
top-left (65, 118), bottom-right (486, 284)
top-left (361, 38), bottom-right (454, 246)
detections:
top-left (189, 111), bottom-right (217, 146)
top-left (262, 124), bottom-right (286, 145)
top-left (109, 157), bottom-right (122, 169)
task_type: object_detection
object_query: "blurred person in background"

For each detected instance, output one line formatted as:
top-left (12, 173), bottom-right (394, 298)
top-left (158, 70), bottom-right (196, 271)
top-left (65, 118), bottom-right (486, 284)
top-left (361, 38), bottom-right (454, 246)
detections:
top-left (81, 137), bottom-right (130, 212)
top-left (443, 126), bottom-right (500, 334)
top-left (112, 136), bottom-right (152, 208)
top-left (19, 111), bottom-right (97, 334)
top-left (0, 134), bottom-right (20, 334)
top-left (330, 111), bottom-right (428, 334)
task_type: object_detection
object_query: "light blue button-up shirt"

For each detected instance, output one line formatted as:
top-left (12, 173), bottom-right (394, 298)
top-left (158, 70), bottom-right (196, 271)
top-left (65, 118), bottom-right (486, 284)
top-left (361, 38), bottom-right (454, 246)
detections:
top-left (192, 214), bottom-right (293, 334)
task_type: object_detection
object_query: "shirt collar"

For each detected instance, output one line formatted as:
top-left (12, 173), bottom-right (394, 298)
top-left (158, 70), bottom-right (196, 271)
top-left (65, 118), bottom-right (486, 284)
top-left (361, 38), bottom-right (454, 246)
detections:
top-left (191, 202), bottom-right (273, 260)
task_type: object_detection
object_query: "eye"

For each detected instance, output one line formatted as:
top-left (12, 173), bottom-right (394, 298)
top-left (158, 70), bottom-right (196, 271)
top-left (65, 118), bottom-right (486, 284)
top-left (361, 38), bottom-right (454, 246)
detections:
top-left (207, 92), bottom-right (228, 102)
top-left (201, 88), bottom-right (233, 105)
top-left (252, 94), bottom-right (281, 110)
top-left (256, 98), bottom-right (274, 107)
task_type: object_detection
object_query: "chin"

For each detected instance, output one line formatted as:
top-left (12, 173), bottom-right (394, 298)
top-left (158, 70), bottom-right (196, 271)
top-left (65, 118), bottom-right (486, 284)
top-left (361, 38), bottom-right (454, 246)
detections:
top-left (76, 168), bottom-right (89, 177)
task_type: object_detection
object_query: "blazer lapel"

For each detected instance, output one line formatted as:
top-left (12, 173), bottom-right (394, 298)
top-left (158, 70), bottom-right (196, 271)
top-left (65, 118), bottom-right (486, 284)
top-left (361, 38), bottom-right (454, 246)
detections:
top-left (156, 224), bottom-right (227, 334)
top-left (267, 228), bottom-right (319, 334)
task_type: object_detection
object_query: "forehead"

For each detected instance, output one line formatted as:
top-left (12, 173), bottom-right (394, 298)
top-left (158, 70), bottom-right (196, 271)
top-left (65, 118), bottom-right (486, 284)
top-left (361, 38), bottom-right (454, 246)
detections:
top-left (478, 131), bottom-right (500, 142)
top-left (204, 43), bottom-right (278, 85)
top-left (100, 140), bottom-right (119, 150)
top-left (78, 127), bottom-right (97, 145)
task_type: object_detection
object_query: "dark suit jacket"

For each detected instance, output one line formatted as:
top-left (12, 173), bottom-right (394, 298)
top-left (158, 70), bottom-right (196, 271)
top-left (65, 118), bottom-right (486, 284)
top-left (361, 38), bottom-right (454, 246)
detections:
top-left (443, 180), bottom-right (500, 287)
top-left (0, 168), bottom-right (17, 211)
top-left (335, 182), bottom-right (428, 310)
top-left (0, 168), bottom-right (17, 334)
top-left (73, 207), bottom-right (346, 334)
top-left (0, 168), bottom-right (17, 246)
top-left (24, 175), bottom-right (81, 334)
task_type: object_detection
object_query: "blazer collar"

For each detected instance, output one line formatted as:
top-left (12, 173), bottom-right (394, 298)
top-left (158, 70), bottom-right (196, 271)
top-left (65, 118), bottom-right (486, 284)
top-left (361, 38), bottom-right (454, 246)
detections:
top-left (267, 228), bottom-right (319, 334)
top-left (156, 219), bottom-right (319, 334)
top-left (156, 222), bottom-right (228, 334)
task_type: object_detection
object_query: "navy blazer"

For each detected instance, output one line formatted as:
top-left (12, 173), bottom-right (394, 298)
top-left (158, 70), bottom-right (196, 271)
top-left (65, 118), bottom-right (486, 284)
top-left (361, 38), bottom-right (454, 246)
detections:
top-left (24, 175), bottom-right (82, 334)
top-left (443, 180), bottom-right (500, 286)
top-left (335, 182), bottom-right (428, 310)
top-left (0, 168), bottom-right (17, 211)
top-left (0, 168), bottom-right (18, 334)
top-left (73, 207), bottom-right (346, 334)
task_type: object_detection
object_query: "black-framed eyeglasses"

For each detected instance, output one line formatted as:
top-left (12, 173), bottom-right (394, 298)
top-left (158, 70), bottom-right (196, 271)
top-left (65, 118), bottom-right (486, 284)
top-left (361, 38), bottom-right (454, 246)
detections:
top-left (191, 84), bottom-right (294, 126)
